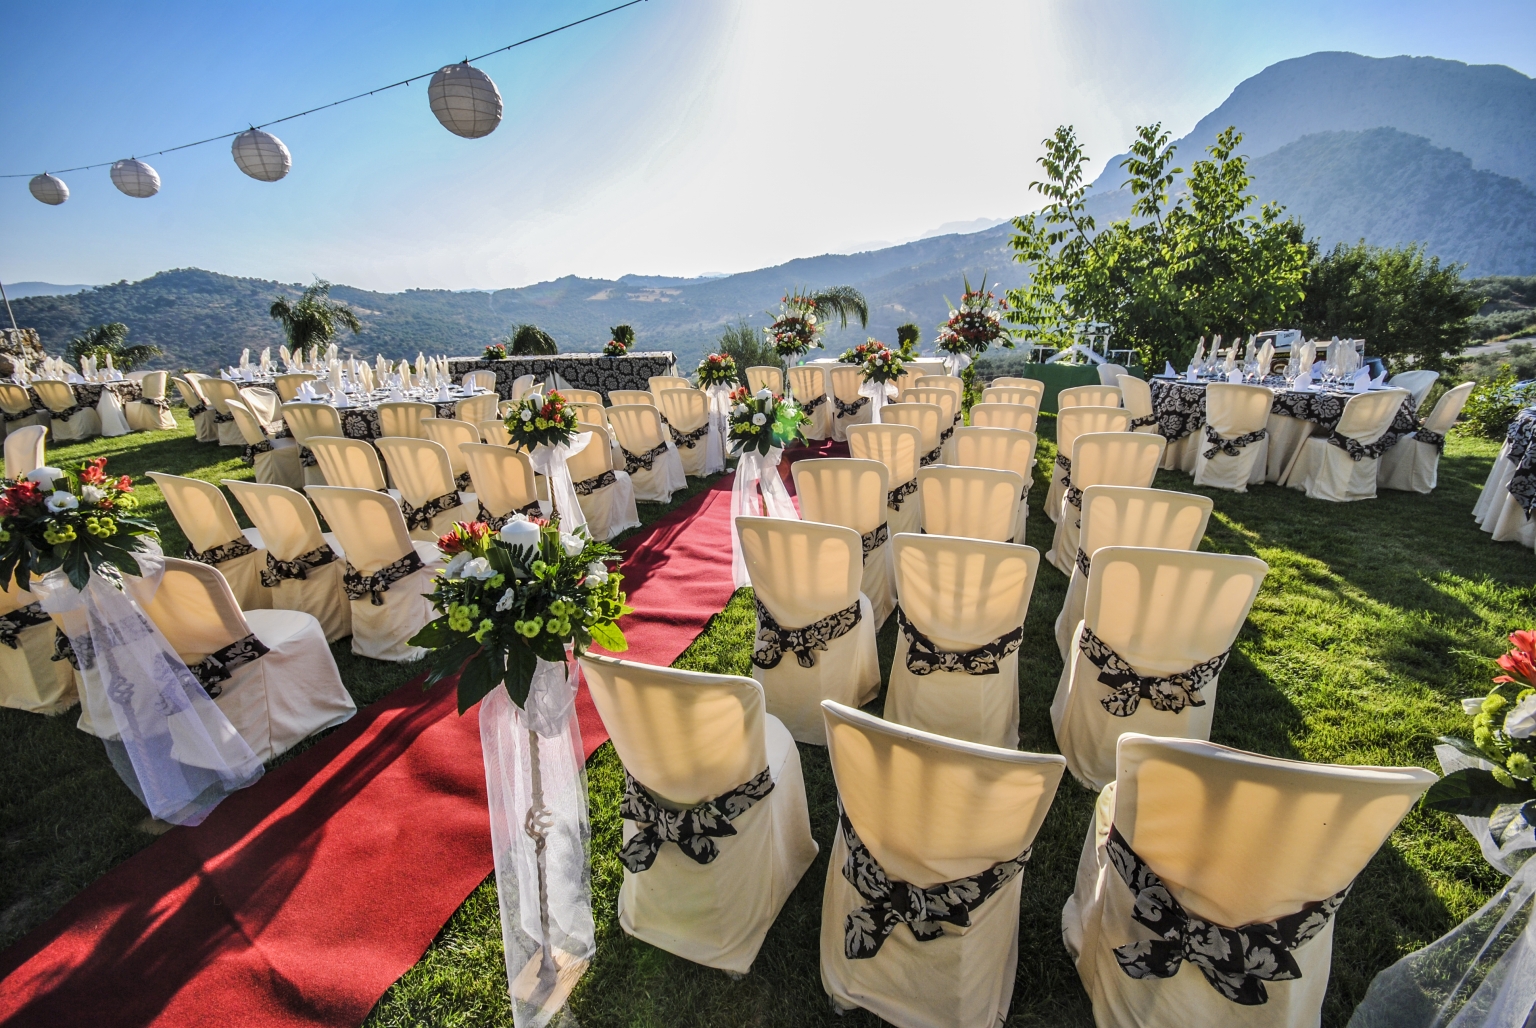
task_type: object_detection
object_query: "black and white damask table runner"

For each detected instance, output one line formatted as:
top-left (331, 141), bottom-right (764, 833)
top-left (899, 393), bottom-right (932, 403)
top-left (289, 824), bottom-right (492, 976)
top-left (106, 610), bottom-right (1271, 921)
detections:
top-left (445, 352), bottom-right (677, 403)
top-left (1147, 379), bottom-right (1418, 448)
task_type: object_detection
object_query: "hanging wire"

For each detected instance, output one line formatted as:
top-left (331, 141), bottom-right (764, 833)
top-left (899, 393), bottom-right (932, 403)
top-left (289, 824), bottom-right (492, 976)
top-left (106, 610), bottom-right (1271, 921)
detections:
top-left (2, 0), bottom-right (647, 179)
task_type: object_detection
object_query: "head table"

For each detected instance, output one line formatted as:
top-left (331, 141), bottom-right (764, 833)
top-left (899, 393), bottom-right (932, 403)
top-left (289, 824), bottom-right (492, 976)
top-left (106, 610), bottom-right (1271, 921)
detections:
top-left (444, 352), bottom-right (677, 402)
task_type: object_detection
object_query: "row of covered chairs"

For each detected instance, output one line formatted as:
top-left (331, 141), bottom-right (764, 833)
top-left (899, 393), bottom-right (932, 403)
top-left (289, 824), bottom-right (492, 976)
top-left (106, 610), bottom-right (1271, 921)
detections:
top-left (0, 372), bottom-right (177, 444)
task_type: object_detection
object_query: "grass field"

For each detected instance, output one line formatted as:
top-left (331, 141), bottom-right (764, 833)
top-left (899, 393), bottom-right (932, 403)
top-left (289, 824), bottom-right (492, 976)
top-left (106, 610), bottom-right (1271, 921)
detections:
top-left (2, 411), bottom-right (1532, 1027)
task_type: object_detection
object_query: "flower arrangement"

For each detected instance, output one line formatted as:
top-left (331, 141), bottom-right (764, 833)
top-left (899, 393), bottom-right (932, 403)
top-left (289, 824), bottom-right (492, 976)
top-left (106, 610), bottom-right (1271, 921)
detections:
top-left (726, 387), bottom-right (809, 457)
top-left (505, 390), bottom-right (579, 451)
top-left (838, 341), bottom-right (879, 364)
top-left (410, 517), bottom-right (631, 712)
top-left (936, 275), bottom-right (1013, 358)
top-left (695, 352), bottom-right (738, 388)
top-left (0, 458), bottom-right (158, 591)
top-left (604, 324), bottom-right (635, 358)
top-left (483, 342), bottom-right (508, 361)
top-left (765, 293), bottom-right (824, 359)
top-left (856, 341), bottom-right (904, 385)
top-left (1422, 630), bottom-right (1536, 848)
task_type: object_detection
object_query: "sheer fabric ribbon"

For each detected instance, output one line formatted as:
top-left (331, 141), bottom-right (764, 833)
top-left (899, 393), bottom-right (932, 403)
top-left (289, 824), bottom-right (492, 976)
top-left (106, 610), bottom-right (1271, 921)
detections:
top-left (528, 434), bottom-right (592, 533)
top-left (858, 379), bottom-right (897, 424)
top-left (730, 446), bottom-right (800, 589)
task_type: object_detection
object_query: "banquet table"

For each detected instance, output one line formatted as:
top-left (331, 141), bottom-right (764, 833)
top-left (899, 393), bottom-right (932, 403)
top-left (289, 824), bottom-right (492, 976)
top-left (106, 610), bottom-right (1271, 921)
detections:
top-left (1147, 377), bottom-right (1420, 482)
top-left (445, 352), bottom-right (676, 402)
top-left (282, 392), bottom-right (467, 443)
top-left (1472, 405), bottom-right (1536, 546)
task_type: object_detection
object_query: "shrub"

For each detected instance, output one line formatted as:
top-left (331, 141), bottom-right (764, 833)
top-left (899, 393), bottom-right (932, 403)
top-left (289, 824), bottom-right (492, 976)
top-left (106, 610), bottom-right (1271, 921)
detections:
top-left (507, 324), bottom-right (557, 356)
top-left (1456, 365), bottom-right (1533, 440)
top-left (715, 319), bottom-right (779, 385)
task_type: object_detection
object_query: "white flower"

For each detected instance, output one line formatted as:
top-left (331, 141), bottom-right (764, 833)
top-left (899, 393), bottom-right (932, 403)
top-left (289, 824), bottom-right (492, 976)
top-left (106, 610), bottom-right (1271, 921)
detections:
top-left (45, 490), bottom-right (78, 512)
top-left (732, 404), bottom-right (746, 416)
top-left (443, 551), bottom-right (471, 578)
top-left (582, 574), bottom-right (605, 589)
top-left (462, 557), bottom-right (497, 580)
top-left (79, 484), bottom-right (106, 503)
top-left (495, 587), bottom-right (518, 611)
top-left (755, 388), bottom-right (771, 401)
top-left (806, 314), bottom-right (817, 325)
top-left (751, 412), bottom-right (767, 426)
top-left (25, 467), bottom-right (64, 485)
top-left (560, 532), bottom-right (586, 557)
top-left (1507, 694), bottom-right (1536, 739)
top-left (585, 561), bottom-right (609, 584)
top-left (520, 410), bottom-right (533, 422)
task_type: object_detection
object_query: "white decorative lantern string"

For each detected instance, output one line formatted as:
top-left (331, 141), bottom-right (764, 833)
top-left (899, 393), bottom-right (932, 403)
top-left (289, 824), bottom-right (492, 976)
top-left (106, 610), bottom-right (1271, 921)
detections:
top-left (29, 173), bottom-right (69, 205)
top-left (428, 63), bottom-right (503, 138)
top-left (231, 129), bottom-right (292, 182)
top-left (110, 158), bottom-right (161, 198)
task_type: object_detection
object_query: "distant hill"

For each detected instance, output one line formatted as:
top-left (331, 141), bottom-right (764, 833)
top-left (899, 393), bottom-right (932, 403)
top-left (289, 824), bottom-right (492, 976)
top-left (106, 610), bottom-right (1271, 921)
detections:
top-left (4, 282), bottom-right (94, 299)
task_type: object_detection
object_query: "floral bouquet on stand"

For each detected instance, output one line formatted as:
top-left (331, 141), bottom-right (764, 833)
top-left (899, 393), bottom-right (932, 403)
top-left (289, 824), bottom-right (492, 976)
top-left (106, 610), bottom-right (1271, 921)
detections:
top-left (411, 515), bottom-right (631, 1024)
top-left (765, 293), bottom-right (824, 360)
top-left (506, 391), bottom-right (579, 451)
top-left (725, 389), bottom-right (807, 589)
top-left (855, 341), bottom-right (903, 423)
top-left (483, 343), bottom-right (509, 361)
top-left (726, 387), bottom-right (809, 458)
top-left (695, 352), bottom-right (738, 388)
top-left (0, 458), bottom-right (158, 591)
top-left (937, 275), bottom-right (1014, 409)
top-left (603, 324), bottom-right (634, 358)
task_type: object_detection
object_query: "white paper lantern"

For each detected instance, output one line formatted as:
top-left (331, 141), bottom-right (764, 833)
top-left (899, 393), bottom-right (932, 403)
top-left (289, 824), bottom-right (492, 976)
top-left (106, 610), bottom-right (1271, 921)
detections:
top-left (428, 63), bottom-right (502, 139)
top-left (29, 173), bottom-right (69, 205)
top-left (110, 158), bottom-right (161, 198)
top-left (232, 129), bottom-right (292, 182)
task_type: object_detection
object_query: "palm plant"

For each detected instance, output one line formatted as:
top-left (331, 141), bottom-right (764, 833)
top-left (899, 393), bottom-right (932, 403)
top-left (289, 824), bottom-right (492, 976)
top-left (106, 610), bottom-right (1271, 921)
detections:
top-left (508, 324), bottom-right (558, 356)
top-left (268, 280), bottom-right (362, 352)
top-left (65, 322), bottom-right (162, 370)
top-left (801, 285), bottom-right (870, 329)
top-left (895, 323), bottom-right (921, 359)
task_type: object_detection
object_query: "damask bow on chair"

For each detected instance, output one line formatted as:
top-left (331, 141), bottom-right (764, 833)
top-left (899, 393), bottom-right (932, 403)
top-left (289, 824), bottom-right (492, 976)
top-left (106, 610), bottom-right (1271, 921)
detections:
top-left (1202, 424), bottom-right (1267, 460)
top-left (260, 544), bottom-right (338, 587)
top-left (1079, 626), bottom-right (1228, 717)
top-left (752, 595), bottom-right (862, 670)
top-left (616, 766), bottom-right (774, 872)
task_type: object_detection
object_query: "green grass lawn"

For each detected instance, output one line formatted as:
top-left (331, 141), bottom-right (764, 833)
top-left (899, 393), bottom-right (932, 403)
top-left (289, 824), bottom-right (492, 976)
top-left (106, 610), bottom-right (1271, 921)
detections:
top-left (3, 413), bottom-right (1532, 1027)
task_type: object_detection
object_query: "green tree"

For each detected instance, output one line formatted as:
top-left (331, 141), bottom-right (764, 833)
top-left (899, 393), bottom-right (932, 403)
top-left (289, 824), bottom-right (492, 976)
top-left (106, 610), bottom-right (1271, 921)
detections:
top-left (64, 322), bottom-right (162, 371)
top-left (507, 324), bottom-right (558, 356)
top-left (804, 285), bottom-right (870, 330)
top-left (1294, 241), bottom-right (1482, 373)
top-left (895, 323), bottom-right (921, 359)
top-left (1007, 124), bottom-right (1309, 368)
top-left (715, 319), bottom-right (778, 384)
top-left (268, 280), bottom-right (361, 352)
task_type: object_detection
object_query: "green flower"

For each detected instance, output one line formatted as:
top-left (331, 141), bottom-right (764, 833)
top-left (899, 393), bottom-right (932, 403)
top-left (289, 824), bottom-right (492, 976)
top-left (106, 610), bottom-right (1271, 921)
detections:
top-left (489, 574), bottom-right (505, 588)
top-left (1483, 693), bottom-right (1510, 716)
top-left (516, 617), bottom-right (543, 638)
top-left (1509, 752), bottom-right (1534, 780)
top-left (1474, 725), bottom-right (1497, 753)
top-left (1492, 767), bottom-right (1518, 788)
top-left (531, 560), bottom-right (548, 576)
top-left (473, 619), bottom-right (495, 643)
top-left (44, 524), bottom-right (77, 545)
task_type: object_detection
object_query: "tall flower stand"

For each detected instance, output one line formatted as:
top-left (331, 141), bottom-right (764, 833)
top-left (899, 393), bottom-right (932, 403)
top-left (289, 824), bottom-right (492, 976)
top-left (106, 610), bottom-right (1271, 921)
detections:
top-left (729, 445), bottom-right (800, 588)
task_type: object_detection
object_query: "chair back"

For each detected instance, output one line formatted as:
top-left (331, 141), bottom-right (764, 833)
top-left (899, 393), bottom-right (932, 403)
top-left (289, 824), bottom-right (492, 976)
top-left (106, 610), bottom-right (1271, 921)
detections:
top-left (882, 402), bottom-right (942, 455)
top-left (951, 426), bottom-right (1038, 483)
top-left (1204, 383), bottom-right (1274, 436)
top-left (1078, 486), bottom-right (1212, 560)
top-left (274, 373), bottom-right (317, 402)
top-left (788, 365), bottom-right (828, 406)
top-left (561, 389), bottom-right (603, 405)
top-left (147, 473), bottom-right (245, 552)
top-left (129, 557), bottom-right (250, 663)
top-left (891, 365), bottom-right (921, 401)
top-left (376, 401), bottom-right (433, 438)
top-left (461, 444), bottom-right (538, 517)
top-left (225, 480), bottom-right (327, 561)
top-left (1112, 733), bottom-right (1434, 926)
top-left (376, 437), bottom-right (458, 507)
top-left (917, 466), bottom-right (1024, 542)
top-left (1056, 407), bottom-right (1132, 464)
top-left (829, 366), bottom-right (864, 403)
top-left (569, 402), bottom-right (607, 428)
top-left (225, 400), bottom-right (269, 446)
top-left (581, 654), bottom-right (769, 807)
top-left (914, 376), bottom-right (963, 405)
top-left (307, 486), bottom-right (416, 572)
top-left (4, 425), bottom-right (47, 479)
top-left (905, 387), bottom-right (957, 426)
top-left (736, 516), bottom-right (861, 625)
top-left (479, 419), bottom-right (511, 446)
top-left (988, 377), bottom-right (1045, 401)
top-left (461, 370), bottom-right (498, 392)
top-left (979, 386), bottom-right (1043, 410)
top-left (657, 387), bottom-right (709, 432)
top-left (822, 701), bottom-right (1065, 888)
top-left (32, 381), bottom-right (79, 414)
top-left (968, 403), bottom-right (1038, 433)
top-left (0, 383), bottom-right (35, 415)
top-left (172, 377), bottom-right (207, 410)
top-left (235, 388), bottom-right (280, 427)
top-left (510, 374), bottom-right (538, 401)
top-left (1423, 381), bottom-right (1475, 434)
top-left (892, 533), bottom-right (1038, 653)
top-left (792, 458), bottom-right (889, 535)
top-left (308, 437), bottom-right (387, 490)
top-left (745, 366), bottom-right (784, 395)
top-left (421, 419), bottom-right (478, 477)
top-left (1387, 370), bottom-right (1440, 409)
top-left (1335, 389), bottom-right (1410, 445)
top-left (1116, 375), bottom-right (1154, 421)
top-left (1097, 363), bottom-right (1128, 386)
top-left (455, 392), bottom-right (499, 425)
top-left (1058, 384), bottom-right (1122, 409)
top-left (280, 402), bottom-right (344, 445)
top-left (846, 424), bottom-right (920, 489)
top-left (138, 371), bottom-right (168, 402)
top-left (1069, 432), bottom-right (1166, 490)
top-left (648, 375), bottom-right (692, 395)
top-left (569, 424), bottom-right (614, 480)
top-left (606, 390), bottom-right (653, 407)
top-left (607, 404), bottom-right (667, 452)
top-left (199, 378), bottom-right (242, 414)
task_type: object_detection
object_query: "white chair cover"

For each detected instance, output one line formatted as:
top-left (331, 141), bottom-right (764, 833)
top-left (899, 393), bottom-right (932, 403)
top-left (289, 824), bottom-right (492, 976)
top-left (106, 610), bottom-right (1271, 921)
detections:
top-left (607, 405), bottom-right (687, 504)
top-left (847, 424), bottom-right (923, 537)
top-left (884, 533), bottom-right (1039, 748)
top-left (4, 424), bottom-right (47, 481)
top-left (883, 403), bottom-right (944, 469)
top-left (831, 366), bottom-right (873, 441)
top-left (1098, 363), bottom-right (1128, 386)
top-left (377, 400), bottom-right (433, 438)
top-left (559, 389), bottom-right (603, 406)
top-left (376, 437), bottom-right (477, 541)
top-left (819, 701), bottom-right (1066, 1028)
top-left (461, 443), bottom-right (542, 525)
top-left (568, 423), bottom-right (640, 541)
top-left (1046, 407), bottom-right (1131, 523)
top-left (917, 466), bottom-right (1023, 543)
top-left (969, 402), bottom-right (1039, 433)
top-left (1192, 384), bottom-right (1273, 492)
top-left (456, 392), bottom-right (500, 426)
top-left (1379, 382), bottom-right (1474, 494)
top-left (180, 376), bottom-right (221, 442)
top-left (461, 370), bottom-right (498, 392)
top-left (580, 654), bottom-right (818, 973)
top-left (200, 378), bottom-right (247, 447)
top-left (0, 383), bottom-right (48, 436)
top-left (280, 402), bottom-right (345, 487)
top-left (238, 386), bottom-right (284, 431)
top-left (96, 383), bottom-right (132, 437)
top-left (422, 418), bottom-right (479, 487)
top-left (789, 365), bottom-right (833, 441)
top-left (308, 437), bottom-right (395, 499)
top-left (1048, 432), bottom-right (1167, 575)
top-left (1385, 369), bottom-right (1440, 409)
top-left (274, 374), bottom-right (317, 403)
top-left (906, 388), bottom-right (960, 461)
top-left (657, 387), bottom-right (723, 477)
top-left (1281, 389), bottom-right (1410, 502)
top-left (607, 390), bottom-right (654, 408)
top-left (1058, 385), bottom-right (1122, 409)
top-left (125, 371), bottom-right (177, 431)
top-left (228, 400), bottom-right (304, 490)
top-left (793, 458), bottom-right (895, 625)
top-left (34, 380), bottom-right (101, 442)
top-left (1116, 375), bottom-right (1158, 435)
top-left (951, 426), bottom-right (1038, 544)
top-left (0, 580), bottom-right (77, 713)
top-left (147, 472), bottom-right (272, 611)
top-left (745, 366), bottom-right (784, 395)
top-left (647, 375), bottom-right (691, 395)
top-left (225, 480), bottom-right (352, 643)
top-left (981, 383), bottom-right (1044, 410)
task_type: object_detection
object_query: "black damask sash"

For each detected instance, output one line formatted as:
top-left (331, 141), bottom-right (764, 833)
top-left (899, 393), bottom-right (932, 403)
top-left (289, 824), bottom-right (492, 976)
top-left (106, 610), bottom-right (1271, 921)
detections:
top-left (1075, 548), bottom-right (1092, 577)
top-left (1129, 414), bottom-right (1160, 430)
top-left (920, 444), bottom-right (943, 467)
top-left (298, 445), bottom-right (318, 467)
top-left (1079, 625), bottom-right (1228, 717)
top-left (242, 439), bottom-right (273, 466)
top-left (53, 627), bottom-right (89, 670)
top-left (752, 595), bottom-right (862, 669)
top-left (189, 634), bottom-right (272, 697)
top-left (860, 523), bottom-right (889, 564)
top-left (838, 801), bottom-right (1030, 960)
top-left (1106, 825), bottom-right (1348, 1005)
top-left (212, 409), bottom-right (235, 424)
top-left (1326, 430), bottom-right (1395, 461)
top-left (802, 394), bottom-right (828, 413)
top-left (669, 422), bottom-right (710, 449)
top-left (1065, 484), bottom-right (1084, 510)
top-left (261, 544), bottom-right (338, 587)
top-left (400, 490), bottom-right (462, 530)
top-left (344, 551), bottom-right (426, 605)
top-left (0, 602), bottom-right (51, 649)
top-left (49, 402), bottom-right (89, 421)
top-left (455, 471), bottom-right (473, 492)
top-left (186, 402), bottom-right (209, 418)
top-left (1202, 423), bottom-right (1267, 460)
top-left (1414, 428), bottom-right (1446, 453)
top-left (617, 766), bottom-right (775, 872)
top-left (1055, 452), bottom-right (1072, 484)
top-left (185, 536), bottom-right (258, 566)
top-left (574, 469), bottom-right (617, 496)
top-left (888, 478), bottom-right (917, 510)
top-left (896, 608), bottom-right (1022, 676)
top-left (835, 395), bottom-right (870, 418)
top-left (2, 405), bottom-right (41, 422)
top-left (477, 500), bottom-right (542, 530)
top-left (623, 440), bottom-right (670, 474)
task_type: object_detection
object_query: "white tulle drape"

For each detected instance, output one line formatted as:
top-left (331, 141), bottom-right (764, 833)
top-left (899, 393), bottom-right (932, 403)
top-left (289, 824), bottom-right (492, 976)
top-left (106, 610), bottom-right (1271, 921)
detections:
top-left (31, 548), bottom-right (263, 826)
top-left (858, 379), bottom-right (897, 424)
top-left (1347, 744), bottom-right (1536, 1028)
top-left (943, 352), bottom-right (972, 378)
top-left (705, 385), bottom-right (732, 470)
top-left (529, 435), bottom-right (592, 533)
top-left (480, 655), bottom-right (594, 1027)
top-left (730, 446), bottom-right (800, 588)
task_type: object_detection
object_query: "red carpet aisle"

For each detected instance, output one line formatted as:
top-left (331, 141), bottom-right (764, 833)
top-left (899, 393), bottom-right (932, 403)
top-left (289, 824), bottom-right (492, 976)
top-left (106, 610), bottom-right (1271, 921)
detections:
top-left (0, 442), bottom-right (842, 1028)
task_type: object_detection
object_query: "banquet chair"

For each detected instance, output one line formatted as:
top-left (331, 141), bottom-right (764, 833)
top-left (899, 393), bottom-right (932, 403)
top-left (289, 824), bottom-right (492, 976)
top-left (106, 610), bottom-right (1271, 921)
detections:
top-left (569, 401), bottom-right (607, 429)
top-left (225, 480), bottom-right (351, 643)
top-left (580, 654), bottom-right (818, 974)
top-left (1050, 545), bottom-right (1267, 790)
top-left (126, 557), bottom-right (355, 762)
top-left (1065, 734), bottom-right (1434, 1028)
top-left (460, 370), bottom-right (497, 393)
top-left (1097, 363), bottom-right (1128, 386)
top-left (657, 387), bottom-right (721, 477)
top-left (455, 392), bottom-right (499, 426)
top-left (906, 385), bottom-right (960, 434)
top-left (175, 377), bottom-right (220, 442)
top-left (308, 437), bottom-right (396, 500)
top-left (497, 400), bottom-right (518, 419)
top-left (608, 389), bottom-right (655, 407)
top-left (0, 383), bottom-right (46, 437)
top-left (736, 516), bottom-right (880, 745)
top-left (788, 365), bottom-right (833, 441)
top-left (1379, 381), bottom-right (1474, 494)
top-left (568, 422), bottom-right (640, 540)
top-left (1058, 384), bottom-right (1122, 410)
top-left (1054, 486), bottom-right (1213, 659)
top-left (274, 373), bottom-right (317, 403)
top-left (745, 366), bottom-right (784, 395)
top-left (1046, 406), bottom-right (1132, 523)
top-left (819, 701), bottom-right (1066, 1028)
top-left (980, 386), bottom-right (1042, 410)
top-left (147, 472), bottom-right (272, 611)
top-left (1386, 369), bottom-right (1440, 410)
top-left (792, 458), bottom-right (895, 625)
top-left (1280, 388), bottom-right (1411, 502)
top-left (986, 378), bottom-right (1045, 405)
top-left (917, 466), bottom-right (1025, 543)
top-left (125, 371), bottom-right (177, 431)
top-left (829, 366), bottom-right (873, 442)
top-left (891, 365), bottom-right (921, 401)
top-left (0, 579), bottom-right (77, 714)
top-left (648, 375), bottom-right (692, 395)
top-left (227, 400), bottom-right (303, 490)
top-left (421, 418), bottom-right (479, 491)
top-left (951, 426), bottom-right (1038, 543)
top-left (307, 486), bottom-right (445, 662)
top-left (199, 378), bottom-right (247, 446)
top-left (460, 443), bottom-right (542, 528)
top-left (280, 402), bottom-right (345, 487)
top-left (969, 402), bottom-right (1038, 434)
top-left (607, 404), bottom-right (687, 503)
top-left (884, 533), bottom-right (1040, 748)
top-left (561, 388), bottom-right (603, 405)
top-left (1192, 384), bottom-right (1273, 493)
top-left (915, 376), bottom-right (963, 417)
top-left (509, 374), bottom-right (538, 401)
top-left (238, 387), bottom-right (284, 432)
top-left (478, 418), bottom-right (512, 446)
top-left (882, 402), bottom-right (944, 468)
top-left (4, 424), bottom-right (46, 482)
top-left (33, 380), bottom-right (101, 443)
top-left (847, 423), bottom-right (923, 536)
top-left (375, 437), bottom-right (476, 541)
top-left (1116, 375), bottom-right (1158, 435)
top-left (1048, 432), bottom-right (1168, 575)
top-left (376, 400), bottom-right (433, 438)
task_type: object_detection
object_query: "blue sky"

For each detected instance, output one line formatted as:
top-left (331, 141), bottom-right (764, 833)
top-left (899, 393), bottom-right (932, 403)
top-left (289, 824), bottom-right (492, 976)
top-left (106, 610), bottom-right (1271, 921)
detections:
top-left (3, 0), bottom-right (1532, 291)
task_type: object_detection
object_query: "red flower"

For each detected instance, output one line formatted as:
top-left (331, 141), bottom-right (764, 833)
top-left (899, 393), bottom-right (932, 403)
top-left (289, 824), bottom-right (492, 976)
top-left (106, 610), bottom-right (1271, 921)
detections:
top-left (116, 475), bottom-right (133, 492)
top-left (437, 530), bottom-right (467, 556)
top-left (0, 480), bottom-right (45, 516)
top-left (79, 458), bottom-right (109, 486)
top-left (1497, 631), bottom-right (1536, 685)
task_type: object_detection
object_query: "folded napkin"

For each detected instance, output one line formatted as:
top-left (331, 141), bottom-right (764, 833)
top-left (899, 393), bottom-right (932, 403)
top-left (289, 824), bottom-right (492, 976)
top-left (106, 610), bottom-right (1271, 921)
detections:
top-left (1227, 369), bottom-right (1244, 384)
top-left (1164, 361), bottom-right (1177, 377)
top-left (1185, 366), bottom-right (1199, 383)
top-left (1351, 368), bottom-right (1371, 393)
top-left (1311, 360), bottom-right (1325, 378)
